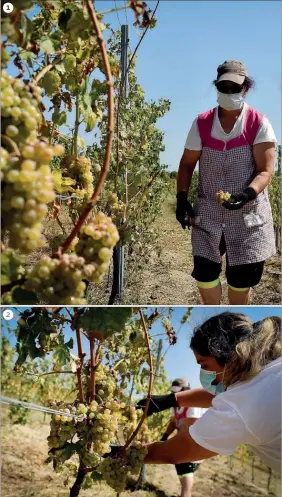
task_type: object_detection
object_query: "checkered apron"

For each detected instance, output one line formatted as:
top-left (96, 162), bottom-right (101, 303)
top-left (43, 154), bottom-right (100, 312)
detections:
top-left (191, 106), bottom-right (276, 265)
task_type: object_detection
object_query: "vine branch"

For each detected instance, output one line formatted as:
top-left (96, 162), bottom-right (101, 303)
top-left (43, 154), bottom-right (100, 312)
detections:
top-left (76, 329), bottom-right (85, 403)
top-left (1, 277), bottom-right (25, 294)
top-left (57, 0), bottom-right (114, 255)
top-left (123, 309), bottom-right (153, 449)
top-left (89, 337), bottom-right (96, 402)
top-left (114, 0), bottom-right (160, 189)
top-left (33, 51), bottom-right (65, 83)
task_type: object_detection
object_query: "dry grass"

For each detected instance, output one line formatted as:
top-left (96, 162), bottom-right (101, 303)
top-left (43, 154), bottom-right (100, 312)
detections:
top-left (20, 196), bottom-right (281, 305)
top-left (123, 196), bottom-right (281, 305)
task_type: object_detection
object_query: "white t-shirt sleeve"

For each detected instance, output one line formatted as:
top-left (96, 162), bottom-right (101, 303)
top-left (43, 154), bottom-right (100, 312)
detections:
top-left (189, 398), bottom-right (259, 455)
top-left (253, 116), bottom-right (277, 145)
top-left (186, 407), bottom-right (204, 419)
top-left (184, 118), bottom-right (202, 150)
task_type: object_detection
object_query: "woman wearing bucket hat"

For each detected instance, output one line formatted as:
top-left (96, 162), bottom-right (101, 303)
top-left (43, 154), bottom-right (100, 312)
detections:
top-left (176, 60), bottom-right (277, 305)
top-left (160, 378), bottom-right (207, 497)
top-left (136, 313), bottom-right (281, 472)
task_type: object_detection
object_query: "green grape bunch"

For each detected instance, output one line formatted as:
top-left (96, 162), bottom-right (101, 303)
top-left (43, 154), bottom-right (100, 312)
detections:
top-left (46, 398), bottom-right (125, 475)
top-left (216, 190), bottom-right (231, 205)
top-left (40, 71), bottom-right (62, 97)
top-left (98, 444), bottom-right (148, 492)
top-left (60, 156), bottom-right (94, 199)
top-left (107, 192), bottom-right (125, 219)
top-left (1, 70), bottom-right (42, 146)
top-left (83, 364), bottom-right (119, 406)
top-left (75, 212), bottom-right (120, 284)
top-left (23, 254), bottom-right (88, 304)
top-left (1, 140), bottom-right (64, 253)
top-left (22, 211), bottom-right (120, 302)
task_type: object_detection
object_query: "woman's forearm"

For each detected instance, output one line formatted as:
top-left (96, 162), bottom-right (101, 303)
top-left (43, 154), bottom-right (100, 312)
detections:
top-left (144, 428), bottom-right (216, 464)
top-left (177, 160), bottom-right (196, 193)
top-left (249, 171), bottom-right (272, 194)
top-left (175, 387), bottom-right (214, 408)
top-left (166, 419), bottom-right (176, 436)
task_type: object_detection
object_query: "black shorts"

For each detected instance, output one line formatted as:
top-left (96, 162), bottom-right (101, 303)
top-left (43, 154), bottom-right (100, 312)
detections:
top-left (192, 235), bottom-right (265, 288)
top-left (175, 462), bottom-right (200, 477)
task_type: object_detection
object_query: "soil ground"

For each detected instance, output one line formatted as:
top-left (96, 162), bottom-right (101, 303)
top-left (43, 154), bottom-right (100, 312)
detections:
top-left (24, 195), bottom-right (281, 305)
top-left (1, 417), bottom-right (280, 497)
top-left (122, 195), bottom-right (281, 305)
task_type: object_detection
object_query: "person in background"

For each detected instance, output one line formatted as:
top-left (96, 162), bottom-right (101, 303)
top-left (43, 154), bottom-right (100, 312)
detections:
top-left (176, 60), bottom-right (277, 305)
top-left (161, 378), bottom-right (206, 497)
top-left (136, 313), bottom-right (281, 473)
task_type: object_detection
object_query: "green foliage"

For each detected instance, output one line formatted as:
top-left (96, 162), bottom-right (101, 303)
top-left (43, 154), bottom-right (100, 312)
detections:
top-left (9, 404), bottom-right (29, 424)
top-left (1, 1), bottom-right (170, 306)
top-left (189, 171), bottom-right (199, 206)
top-left (269, 175), bottom-right (281, 231)
top-left (14, 308), bottom-right (73, 369)
top-left (74, 307), bottom-right (133, 338)
top-left (2, 306), bottom-right (191, 495)
top-left (1, 334), bottom-right (76, 426)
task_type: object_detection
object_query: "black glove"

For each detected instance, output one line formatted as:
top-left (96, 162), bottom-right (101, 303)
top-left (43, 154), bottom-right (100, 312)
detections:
top-left (103, 444), bottom-right (122, 458)
top-left (176, 191), bottom-right (195, 229)
top-left (223, 187), bottom-right (257, 211)
top-left (136, 393), bottom-right (178, 416)
top-left (161, 433), bottom-right (169, 442)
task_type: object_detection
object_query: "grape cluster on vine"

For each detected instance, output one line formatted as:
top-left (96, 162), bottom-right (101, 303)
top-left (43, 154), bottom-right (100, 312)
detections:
top-left (24, 254), bottom-right (88, 304)
top-left (1, 70), bottom-right (42, 146)
top-left (76, 212), bottom-right (120, 283)
top-left (1, 70), bottom-right (65, 254)
top-left (60, 155), bottom-right (94, 199)
top-left (98, 444), bottom-right (148, 493)
top-left (107, 192), bottom-right (125, 219)
top-left (1, 140), bottom-right (64, 253)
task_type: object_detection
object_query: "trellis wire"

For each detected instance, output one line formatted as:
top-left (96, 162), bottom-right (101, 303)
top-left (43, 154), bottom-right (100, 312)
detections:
top-left (0, 395), bottom-right (78, 418)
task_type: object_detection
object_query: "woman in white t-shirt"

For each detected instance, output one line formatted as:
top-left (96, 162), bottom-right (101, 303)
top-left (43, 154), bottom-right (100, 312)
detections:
top-left (139, 312), bottom-right (281, 473)
top-left (176, 60), bottom-right (277, 305)
top-left (160, 378), bottom-right (207, 497)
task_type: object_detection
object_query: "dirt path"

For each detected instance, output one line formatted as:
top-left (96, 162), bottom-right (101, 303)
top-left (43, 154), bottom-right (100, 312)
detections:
top-left (2, 421), bottom-right (280, 497)
top-left (123, 195), bottom-right (281, 305)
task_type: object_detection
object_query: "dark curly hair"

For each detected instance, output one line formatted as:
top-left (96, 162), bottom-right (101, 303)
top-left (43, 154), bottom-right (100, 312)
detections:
top-left (212, 76), bottom-right (255, 93)
top-left (190, 312), bottom-right (281, 386)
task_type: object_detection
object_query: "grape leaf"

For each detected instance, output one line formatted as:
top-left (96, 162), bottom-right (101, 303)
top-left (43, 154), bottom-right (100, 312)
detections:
top-left (69, 353), bottom-right (79, 373)
top-left (1, 250), bottom-right (24, 285)
top-left (55, 62), bottom-right (66, 74)
top-left (11, 287), bottom-right (39, 305)
top-left (77, 136), bottom-right (85, 149)
top-left (58, 8), bottom-right (72, 31)
top-left (19, 51), bottom-right (34, 66)
top-left (59, 5), bottom-right (90, 40)
top-left (52, 108), bottom-right (67, 126)
top-left (40, 35), bottom-right (56, 54)
top-left (58, 443), bottom-right (77, 463)
top-left (53, 338), bottom-right (73, 368)
top-left (85, 112), bottom-right (97, 132)
top-left (52, 170), bottom-right (76, 193)
top-left (74, 308), bottom-right (133, 338)
top-left (91, 472), bottom-right (103, 482)
top-left (79, 94), bottom-right (101, 132)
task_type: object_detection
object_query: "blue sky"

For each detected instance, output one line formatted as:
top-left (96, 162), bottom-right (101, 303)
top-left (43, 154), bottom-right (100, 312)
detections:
top-left (5, 1), bottom-right (281, 171)
top-left (2, 306), bottom-right (281, 391)
top-left (94, 0), bottom-right (281, 170)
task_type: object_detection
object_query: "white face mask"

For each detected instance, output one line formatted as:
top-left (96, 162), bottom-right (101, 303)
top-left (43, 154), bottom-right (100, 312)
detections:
top-left (217, 91), bottom-right (244, 111)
